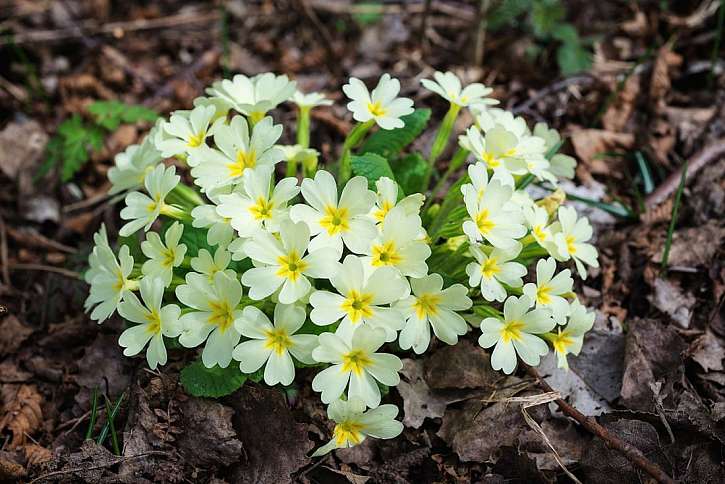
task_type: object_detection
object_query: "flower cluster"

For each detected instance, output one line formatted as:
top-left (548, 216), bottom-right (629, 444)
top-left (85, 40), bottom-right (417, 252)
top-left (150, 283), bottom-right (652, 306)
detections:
top-left (85, 70), bottom-right (598, 456)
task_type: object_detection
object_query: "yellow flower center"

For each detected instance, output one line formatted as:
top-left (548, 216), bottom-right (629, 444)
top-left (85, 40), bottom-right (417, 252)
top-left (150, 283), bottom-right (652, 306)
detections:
top-left (264, 327), bottom-right (294, 355)
top-left (319, 205), bottom-right (350, 235)
top-left (480, 257), bottom-right (500, 279)
top-left (145, 309), bottom-right (162, 335)
top-left (371, 240), bottom-right (402, 267)
top-left (475, 209), bottom-right (495, 234)
top-left (367, 101), bottom-right (387, 117)
top-left (249, 196), bottom-right (274, 221)
top-left (500, 320), bottom-right (525, 343)
top-left (333, 421), bottom-right (365, 446)
top-left (565, 235), bottom-right (577, 254)
top-left (373, 200), bottom-right (394, 223)
top-left (227, 148), bottom-right (257, 178)
top-left (249, 111), bottom-right (266, 124)
top-left (536, 284), bottom-right (552, 305)
top-left (482, 151), bottom-right (501, 168)
top-left (276, 250), bottom-right (309, 282)
top-left (551, 329), bottom-right (574, 355)
top-left (533, 224), bottom-right (548, 241)
top-left (112, 268), bottom-right (126, 292)
top-left (162, 248), bottom-right (176, 268)
top-left (208, 300), bottom-right (234, 332)
top-left (413, 293), bottom-right (441, 319)
top-left (187, 131), bottom-right (206, 148)
top-left (341, 290), bottom-right (374, 323)
top-left (341, 349), bottom-right (372, 375)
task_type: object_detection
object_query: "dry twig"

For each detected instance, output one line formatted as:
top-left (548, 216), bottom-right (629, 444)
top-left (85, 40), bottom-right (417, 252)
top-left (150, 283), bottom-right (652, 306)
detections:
top-left (527, 366), bottom-right (676, 484)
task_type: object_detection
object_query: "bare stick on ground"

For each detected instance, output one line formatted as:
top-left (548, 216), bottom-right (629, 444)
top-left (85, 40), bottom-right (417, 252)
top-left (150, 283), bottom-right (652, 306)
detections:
top-left (526, 366), bottom-right (676, 484)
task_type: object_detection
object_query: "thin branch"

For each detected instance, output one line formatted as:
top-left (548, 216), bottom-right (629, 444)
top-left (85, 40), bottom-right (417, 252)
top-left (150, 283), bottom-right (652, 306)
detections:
top-left (526, 366), bottom-right (676, 484)
top-left (645, 138), bottom-right (725, 209)
top-left (8, 263), bottom-right (82, 280)
top-left (0, 11), bottom-right (221, 47)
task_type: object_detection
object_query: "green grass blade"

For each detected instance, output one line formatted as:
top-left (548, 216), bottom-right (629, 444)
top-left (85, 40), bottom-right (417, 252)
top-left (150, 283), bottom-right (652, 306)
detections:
top-left (635, 151), bottom-right (655, 194)
top-left (96, 392), bottom-right (125, 449)
top-left (84, 387), bottom-right (99, 440)
top-left (661, 161), bottom-right (688, 272)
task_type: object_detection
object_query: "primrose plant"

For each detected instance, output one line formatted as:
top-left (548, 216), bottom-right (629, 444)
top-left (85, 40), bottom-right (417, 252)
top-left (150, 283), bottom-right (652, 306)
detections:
top-left (85, 71), bottom-right (599, 456)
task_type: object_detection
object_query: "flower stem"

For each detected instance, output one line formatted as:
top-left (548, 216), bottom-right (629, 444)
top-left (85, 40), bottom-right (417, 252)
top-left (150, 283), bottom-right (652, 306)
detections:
top-left (160, 204), bottom-right (193, 224)
top-left (168, 183), bottom-right (204, 208)
top-left (297, 106), bottom-right (311, 149)
top-left (337, 120), bottom-right (375, 184)
top-left (424, 147), bottom-right (469, 211)
top-left (423, 103), bottom-right (461, 190)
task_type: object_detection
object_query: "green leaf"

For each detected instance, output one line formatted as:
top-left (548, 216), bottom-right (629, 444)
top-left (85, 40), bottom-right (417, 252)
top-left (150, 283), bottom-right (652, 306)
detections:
top-left (351, 153), bottom-right (395, 189)
top-left (488, 0), bottom-right (533, 31)
top-left (394, 152), bottom-right (428, 195)
top-left (174, 221), bottom-right (214, 257)
top-left (360, 108), bottom-right (431, 159)
top-left (352, 1), bottom-right (383, 25)
top-left (530, 0), bottom-right (565, 38)
top-left (180, 361), bottom-right (247, 398)
top-left (88, 100), bottom-right (157, 131)
top-left (555, 33), bottom-right (591, 75)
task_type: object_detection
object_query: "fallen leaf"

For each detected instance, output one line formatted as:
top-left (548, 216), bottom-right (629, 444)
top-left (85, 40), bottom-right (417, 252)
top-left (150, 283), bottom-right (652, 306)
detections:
top-left (569, 128), bottom-right (634, 176)
top-left (538, 353), bottom-right (611, 416)
top-left (568, 313), bottom-right (625, 403)
top-left (620, 318), bottom-right (686, 412)
top-left (580, 418), bottom-right (669, 483)
top-left (649, 44), bottom-right (682, 103)
top-left (0, 384), bottom-right (43, 448)
top-left (397, 358), bottom-right (450, 428)
top-left (423, 339), bottom-right (502, 390)
top-left (228, 385), bottom-right (313, 483)
top-left (602, 74), bottom-right (639, 132)
top-left (519, 418), bottom-right (590, 471)
top-left (648, 278), bottom-right (695, 328)
top-left (0, 120), bottom-right (48, 180)
top-left (0, 315), bottom-right (33, 357)
top-left (438, 383), bottom-right (547, 462)
top-left (688, 331), bottom-right (725, 372)
top-left (653, 222), bottom-right (725, 268)
top-left (24, 443), bottom-right (52, 467)
top-left (0, 450), bottom-right (25, 482)
top-left (74, 333), bottom-right (131, 397)
top-left (177, 397), bottom-right (243, 467)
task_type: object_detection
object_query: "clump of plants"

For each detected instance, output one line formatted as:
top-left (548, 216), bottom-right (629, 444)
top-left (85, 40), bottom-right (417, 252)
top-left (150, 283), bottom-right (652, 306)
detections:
top-left (84, 71), bottom-right (598, 455)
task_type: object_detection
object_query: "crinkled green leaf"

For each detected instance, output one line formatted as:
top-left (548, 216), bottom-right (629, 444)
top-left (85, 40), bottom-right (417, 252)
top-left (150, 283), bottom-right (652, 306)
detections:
top-left (394, 152), bottom-right (428, 196)
top-left (351, 152), bottom-right (396, 189)
top-left (180, 361), bottom-right (247, 397)
top-left (88, 100), bottom-right (157, 131)
top-left (360, 108), bottom-right (431, 159)
top-left (488, 0), bottom-right (533, 31)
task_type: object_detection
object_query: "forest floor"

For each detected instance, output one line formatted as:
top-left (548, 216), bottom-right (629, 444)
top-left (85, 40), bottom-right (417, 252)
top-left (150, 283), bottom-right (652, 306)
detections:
top-left (1, 1), bottom-right (724, 483)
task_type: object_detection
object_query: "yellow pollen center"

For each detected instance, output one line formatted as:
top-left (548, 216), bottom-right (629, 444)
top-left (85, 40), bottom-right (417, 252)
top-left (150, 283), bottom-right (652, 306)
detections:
top-left (208, 300), bottom-right (234, 332)
top-left (482, 151), bottom-right (501, 168)
top-left (533, 224), bottom-right (548, 241)
top-left (552, 330), bottom-right (574, 355)
top-left (319, 205), bottom-right (350, 235)
top-left (475, 209), bottom-right (495, 234)
top-left (112, 268), bottom-right (126, 292)
top-left (565, 235), bottom-right (577, 254)
top-left (367, 101), bottom-right (387, 117)
top-left (333, 421), bottom-right (365, 446)
top-left (480, 257), bottom-right (500, 279)
top-left (162, 248), bottom-right (176, 268)
top-left (413, 293), bottom-right (441, 319)
top-left (536, 284), bottom-right (552, 305)
top-left (228, 149), bottom-right (257, 178)
top-left (264, 327), bottom-right (294, 355)
top-left (145, 309), bottom-right (162, 334)
top-left (500, 320), bottom-right (525, 343)
top-left (373, 200), bottom-right (394, 223)
top-left (276, 251), bottom-right (309, 282)
top-left (249, 196), bottom-right (275, 221)
top-left (371, 240), bottom-right (402, 267)
top-left (341, 349), bottom-right (372, 375)
top-left (341, 290), bottom-right (374, 323)
top-left (187, 131), bottom-right (206, 148)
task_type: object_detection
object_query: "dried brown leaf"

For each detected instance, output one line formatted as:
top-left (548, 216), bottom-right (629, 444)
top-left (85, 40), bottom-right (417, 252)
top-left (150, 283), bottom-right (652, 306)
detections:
top-left (0, 384), bottom-right (43, 448)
